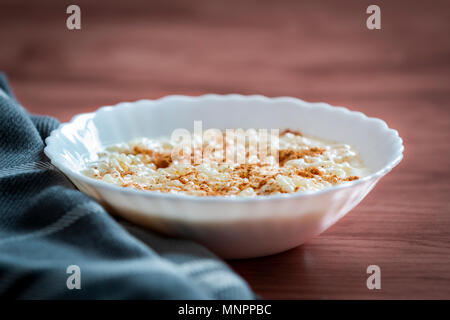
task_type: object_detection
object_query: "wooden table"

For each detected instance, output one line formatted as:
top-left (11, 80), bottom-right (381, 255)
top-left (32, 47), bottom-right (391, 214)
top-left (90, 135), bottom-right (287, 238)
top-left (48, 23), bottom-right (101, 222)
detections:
top-left (1, 0), bottom-right (449, 299)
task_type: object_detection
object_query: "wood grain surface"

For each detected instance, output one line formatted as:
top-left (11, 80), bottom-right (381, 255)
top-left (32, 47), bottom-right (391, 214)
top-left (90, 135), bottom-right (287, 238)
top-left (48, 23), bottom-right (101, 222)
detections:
top-left (1, 0), bottom-right (449, 299)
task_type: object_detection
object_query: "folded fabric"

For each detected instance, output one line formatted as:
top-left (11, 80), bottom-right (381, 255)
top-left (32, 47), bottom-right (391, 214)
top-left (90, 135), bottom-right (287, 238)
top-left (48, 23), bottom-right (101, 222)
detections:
top-left (0, 73), bottom-right (255, 299)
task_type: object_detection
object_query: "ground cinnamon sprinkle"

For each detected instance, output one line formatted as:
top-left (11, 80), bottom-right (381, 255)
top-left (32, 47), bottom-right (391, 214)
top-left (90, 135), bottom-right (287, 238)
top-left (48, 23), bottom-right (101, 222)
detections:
top-left (131, 146), bottom-right (173, 169)
top-left (280, 129), bottom-right (303, 136)
top-left (279, 147), bottom-right (325, 166)
top-left (83, 129), bottom-right (367, 196)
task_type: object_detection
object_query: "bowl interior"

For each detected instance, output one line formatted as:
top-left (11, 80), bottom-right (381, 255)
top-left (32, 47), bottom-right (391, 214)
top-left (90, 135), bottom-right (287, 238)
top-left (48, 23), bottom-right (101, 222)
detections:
top-left (50, 95), bottom-right (403, 176)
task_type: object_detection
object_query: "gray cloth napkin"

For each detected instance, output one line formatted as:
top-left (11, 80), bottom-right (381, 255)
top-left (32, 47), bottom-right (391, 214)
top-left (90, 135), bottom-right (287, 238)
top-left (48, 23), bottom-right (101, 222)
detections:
top-left (0, 73), bottom-right (254, 299)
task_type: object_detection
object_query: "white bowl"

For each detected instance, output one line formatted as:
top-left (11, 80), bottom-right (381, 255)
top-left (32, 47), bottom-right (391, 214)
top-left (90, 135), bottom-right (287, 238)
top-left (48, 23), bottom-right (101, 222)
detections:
top-left (44, 95), bottom-right (404, 259)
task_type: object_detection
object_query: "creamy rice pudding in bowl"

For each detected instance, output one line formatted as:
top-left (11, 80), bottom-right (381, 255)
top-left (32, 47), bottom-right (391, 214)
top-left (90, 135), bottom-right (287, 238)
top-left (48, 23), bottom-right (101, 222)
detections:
top-left (44, 95), bottom-right (403, 258)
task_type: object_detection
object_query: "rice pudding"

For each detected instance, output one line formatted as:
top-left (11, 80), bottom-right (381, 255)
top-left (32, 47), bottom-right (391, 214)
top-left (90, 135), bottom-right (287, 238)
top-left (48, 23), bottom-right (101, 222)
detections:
top-left (81, 129), bottom-right (369, 197)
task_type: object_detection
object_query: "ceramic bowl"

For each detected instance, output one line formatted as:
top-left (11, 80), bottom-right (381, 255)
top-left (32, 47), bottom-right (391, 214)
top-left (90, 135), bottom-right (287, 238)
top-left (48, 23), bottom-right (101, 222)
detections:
top-left (44, 95), bottom-right (404, 258)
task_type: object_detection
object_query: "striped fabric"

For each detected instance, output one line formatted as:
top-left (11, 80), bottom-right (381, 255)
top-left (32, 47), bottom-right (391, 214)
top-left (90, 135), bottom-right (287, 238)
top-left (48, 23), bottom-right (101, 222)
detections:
top-left (0, 73), bottom-right (255, 299)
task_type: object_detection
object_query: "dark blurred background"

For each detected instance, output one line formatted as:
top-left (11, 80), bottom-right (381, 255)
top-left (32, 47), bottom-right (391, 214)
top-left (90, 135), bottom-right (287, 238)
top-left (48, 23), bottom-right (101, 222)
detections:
top-left (1, 0), bottom-right (448, 121)
top-left (1, 0), bottom-right (449, 299)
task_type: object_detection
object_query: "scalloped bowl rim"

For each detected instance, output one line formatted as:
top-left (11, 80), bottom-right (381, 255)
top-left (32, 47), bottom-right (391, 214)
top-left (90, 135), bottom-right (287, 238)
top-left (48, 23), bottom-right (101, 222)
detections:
top-left (44, 94), bottom-right (404, 203)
